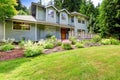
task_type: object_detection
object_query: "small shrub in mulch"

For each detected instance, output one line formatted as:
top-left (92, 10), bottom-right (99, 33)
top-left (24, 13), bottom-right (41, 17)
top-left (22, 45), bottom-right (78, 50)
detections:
top-left (75, 42), bottom-right (84, 48)
top-left (0, 43), bottom-right (15, 52)
top-left (24, 40), bottom-right (43, 57)
top-left (62, 41), bottom-right (72, 50)
top-left (44, 43), bottom-right (54, 49)
top-left (69, 36), bottom-right (77, 45)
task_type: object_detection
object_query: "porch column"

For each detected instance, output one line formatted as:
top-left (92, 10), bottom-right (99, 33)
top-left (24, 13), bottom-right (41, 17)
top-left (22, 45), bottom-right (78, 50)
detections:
top-left (3, 21), bottom-right (6, 41)
top-left (35, 23), bottom-right (37, 41)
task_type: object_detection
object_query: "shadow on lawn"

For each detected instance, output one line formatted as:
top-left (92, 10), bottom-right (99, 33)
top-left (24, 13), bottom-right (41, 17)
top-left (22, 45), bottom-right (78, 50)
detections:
top-left (0, 58), bottom-right (31, 73)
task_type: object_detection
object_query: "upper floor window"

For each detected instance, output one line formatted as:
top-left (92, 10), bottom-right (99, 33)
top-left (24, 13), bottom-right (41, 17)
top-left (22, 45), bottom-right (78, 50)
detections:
top-left (48, 10), bottom-right (54, 18)
top-left (71, 17), bottom-right (74, 23)
top-left (61, 13), bottom-right (66, 20)
top-left (78, 19), bottom-right (81, 23)
top-left (13, 22), bottom-right (30, 30)
top-left (82, 20), bottom-right (85, 24)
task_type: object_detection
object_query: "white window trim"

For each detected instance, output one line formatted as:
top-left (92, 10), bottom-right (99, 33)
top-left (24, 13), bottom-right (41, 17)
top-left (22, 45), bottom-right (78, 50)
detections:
top-left (12, 21), bottom-right (31, 31)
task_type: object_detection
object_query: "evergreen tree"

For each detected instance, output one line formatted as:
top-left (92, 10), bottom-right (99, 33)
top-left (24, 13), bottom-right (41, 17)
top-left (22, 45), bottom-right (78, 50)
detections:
top-left (15, 0), bottom-right (29, 15)
top-left (62, 0), bottom-right (82, 12)
top-left (54, 0), bottom-right (82, 12)
top-left (54, 0), bottom-right (63, 9)
top-left (80, 0), bottom-right (99, 33)
top-left (99, 0), bottom-right (120, 39)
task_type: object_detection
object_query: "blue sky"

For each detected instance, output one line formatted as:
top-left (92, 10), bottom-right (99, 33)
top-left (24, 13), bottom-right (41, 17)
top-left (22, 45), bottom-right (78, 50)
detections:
top-left (21, 0), bottom-right (102, 8)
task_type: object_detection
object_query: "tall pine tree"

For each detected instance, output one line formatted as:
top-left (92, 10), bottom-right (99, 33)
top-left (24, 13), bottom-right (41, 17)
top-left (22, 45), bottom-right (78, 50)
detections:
top-left (99, 0), bottom-right (120, 39)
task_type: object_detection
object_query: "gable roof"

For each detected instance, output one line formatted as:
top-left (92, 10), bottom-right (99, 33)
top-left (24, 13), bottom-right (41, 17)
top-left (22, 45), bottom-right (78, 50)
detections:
top-left (12, 15), bottom-right (36, 22)
top-left (71, 12), bottom-right (89, 19)
top-left (59, 9), bottom-right (70, 15)
top-left (31, 2), bottom-right (45, 8)
top-left (45, 5), bottom-right (58, 11)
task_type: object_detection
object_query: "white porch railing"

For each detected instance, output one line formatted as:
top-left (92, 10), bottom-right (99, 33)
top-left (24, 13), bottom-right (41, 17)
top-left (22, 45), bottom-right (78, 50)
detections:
top-left (69, 31), bottom-right (96, 40)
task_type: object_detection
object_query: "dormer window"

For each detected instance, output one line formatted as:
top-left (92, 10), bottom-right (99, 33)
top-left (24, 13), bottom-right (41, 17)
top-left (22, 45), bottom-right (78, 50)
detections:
top-left (48, 10), bottom-right (54, 18)
top-left (78, 19), bottom-right (81, 23)
top-left (71, 17), bottom-right (74, 22)
top-left (82, 20), bottom-right (85, 24)
top-left (61, 13), bottom-right (66, 20)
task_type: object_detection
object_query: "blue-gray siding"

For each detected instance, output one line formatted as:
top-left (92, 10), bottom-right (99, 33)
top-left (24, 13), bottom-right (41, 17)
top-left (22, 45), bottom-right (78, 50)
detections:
top-left (46, 7), bottom-right (57, 23)
top-left (5, 21), bottom-right (36, 41)
top-left (36, 7), bottom-right (46, 21)
top-left (37, 25), bottom-right (61, 40)
top-left (60, 11), bottom-right (68, 25)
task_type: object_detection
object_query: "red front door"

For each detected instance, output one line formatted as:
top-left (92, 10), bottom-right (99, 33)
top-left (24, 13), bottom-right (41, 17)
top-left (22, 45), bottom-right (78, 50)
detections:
top-left (61, 28), bottom-right (67, 40)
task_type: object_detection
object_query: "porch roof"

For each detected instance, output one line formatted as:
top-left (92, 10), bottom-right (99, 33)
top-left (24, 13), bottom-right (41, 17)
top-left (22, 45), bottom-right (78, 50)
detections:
top-left (71, 12), bottom-right (89, 19)
top-left (36, 21), bottom-right (74, 29)
top-left (12, 15), bottom-right (36, 22)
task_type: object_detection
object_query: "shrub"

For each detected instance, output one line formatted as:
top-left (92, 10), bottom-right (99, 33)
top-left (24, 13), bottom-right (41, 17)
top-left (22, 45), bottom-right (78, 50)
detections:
top-left (110, 38), bottom-right (120, 45)
top-left (101, 38), bottom-right (119, 45)
top-left (24, 41), bottom-right (43, 57)
top-left (44, 43), bottom-right (54, 49)
top-left (24, 45), bottom-right (43, 57)
top-left (92, 35), bottom-right (101, 43)
top-left (46, 34), bottom-right (52, 39)
top-left (69, 36), bottom-right (77, 45)
top-left (62, 42), bottom-right (72, 50)
top-left (56, 41), bottom-right (62, 46)
top-left (75, 42), bottom-right (84, 48)
top-left (0, 43), bottom-right (15, 51)
top-left (101, 39), bottom-right (111, 45)
top-left (19, 40), bottom-right (26, 48)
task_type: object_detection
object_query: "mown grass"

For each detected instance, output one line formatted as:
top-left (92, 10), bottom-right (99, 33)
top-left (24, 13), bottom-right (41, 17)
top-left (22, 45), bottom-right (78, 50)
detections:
top-left (0, 45), bottom-right (120, 80)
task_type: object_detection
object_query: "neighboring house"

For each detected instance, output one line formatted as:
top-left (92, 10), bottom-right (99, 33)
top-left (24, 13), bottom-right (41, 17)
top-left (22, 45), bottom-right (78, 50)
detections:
top-left (0, 2), bottom-right (88, 41)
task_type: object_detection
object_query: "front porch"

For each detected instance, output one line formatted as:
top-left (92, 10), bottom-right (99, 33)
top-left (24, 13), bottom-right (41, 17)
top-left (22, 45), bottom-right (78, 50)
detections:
top-left (36, 24), bottom-right (73, 40)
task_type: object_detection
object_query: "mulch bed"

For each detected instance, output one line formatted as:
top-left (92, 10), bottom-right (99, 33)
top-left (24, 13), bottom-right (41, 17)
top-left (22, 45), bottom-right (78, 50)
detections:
top-left (43, 46), bottom-right (64, 54)
top-left (0, 49), bottom-right (24, 61)
top-left (0, 45), bottom-right (77, 61)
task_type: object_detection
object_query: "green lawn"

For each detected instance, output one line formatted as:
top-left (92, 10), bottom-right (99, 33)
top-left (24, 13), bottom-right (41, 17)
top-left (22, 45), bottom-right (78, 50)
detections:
top-left (0, 45), bottom-right (120, 80)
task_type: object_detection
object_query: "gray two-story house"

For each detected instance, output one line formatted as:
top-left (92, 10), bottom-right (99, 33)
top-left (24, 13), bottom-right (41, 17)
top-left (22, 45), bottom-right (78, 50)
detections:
top-left (0, 2), bottom-right (88, 41)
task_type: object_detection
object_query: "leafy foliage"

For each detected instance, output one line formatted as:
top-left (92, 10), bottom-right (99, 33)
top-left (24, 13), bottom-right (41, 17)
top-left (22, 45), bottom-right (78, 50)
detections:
top-left (101, 38), bottom-right (120, 45)
top-left (0, 0), bottom-right (17, 20)
top-left (54, 0), bottom-right (82, 12)
top-left (92, 35), bottom-right (101, 43)
top-left (75, 42), bottom-right (84, 48)
top-left (15, 0), bottom-right (29, 15)
top-left (99, 0), bottom-right (120, 39)
top-left (24, 40), bottom-right (43, 57)
top-left (62, 42), bottom-right (72, 50)
top-left (69, 36), bottom-right (77, 45)
top-left (0, 43), bottom-right (15, 51)
top-left (44, 43), bottom-right (54, 49)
